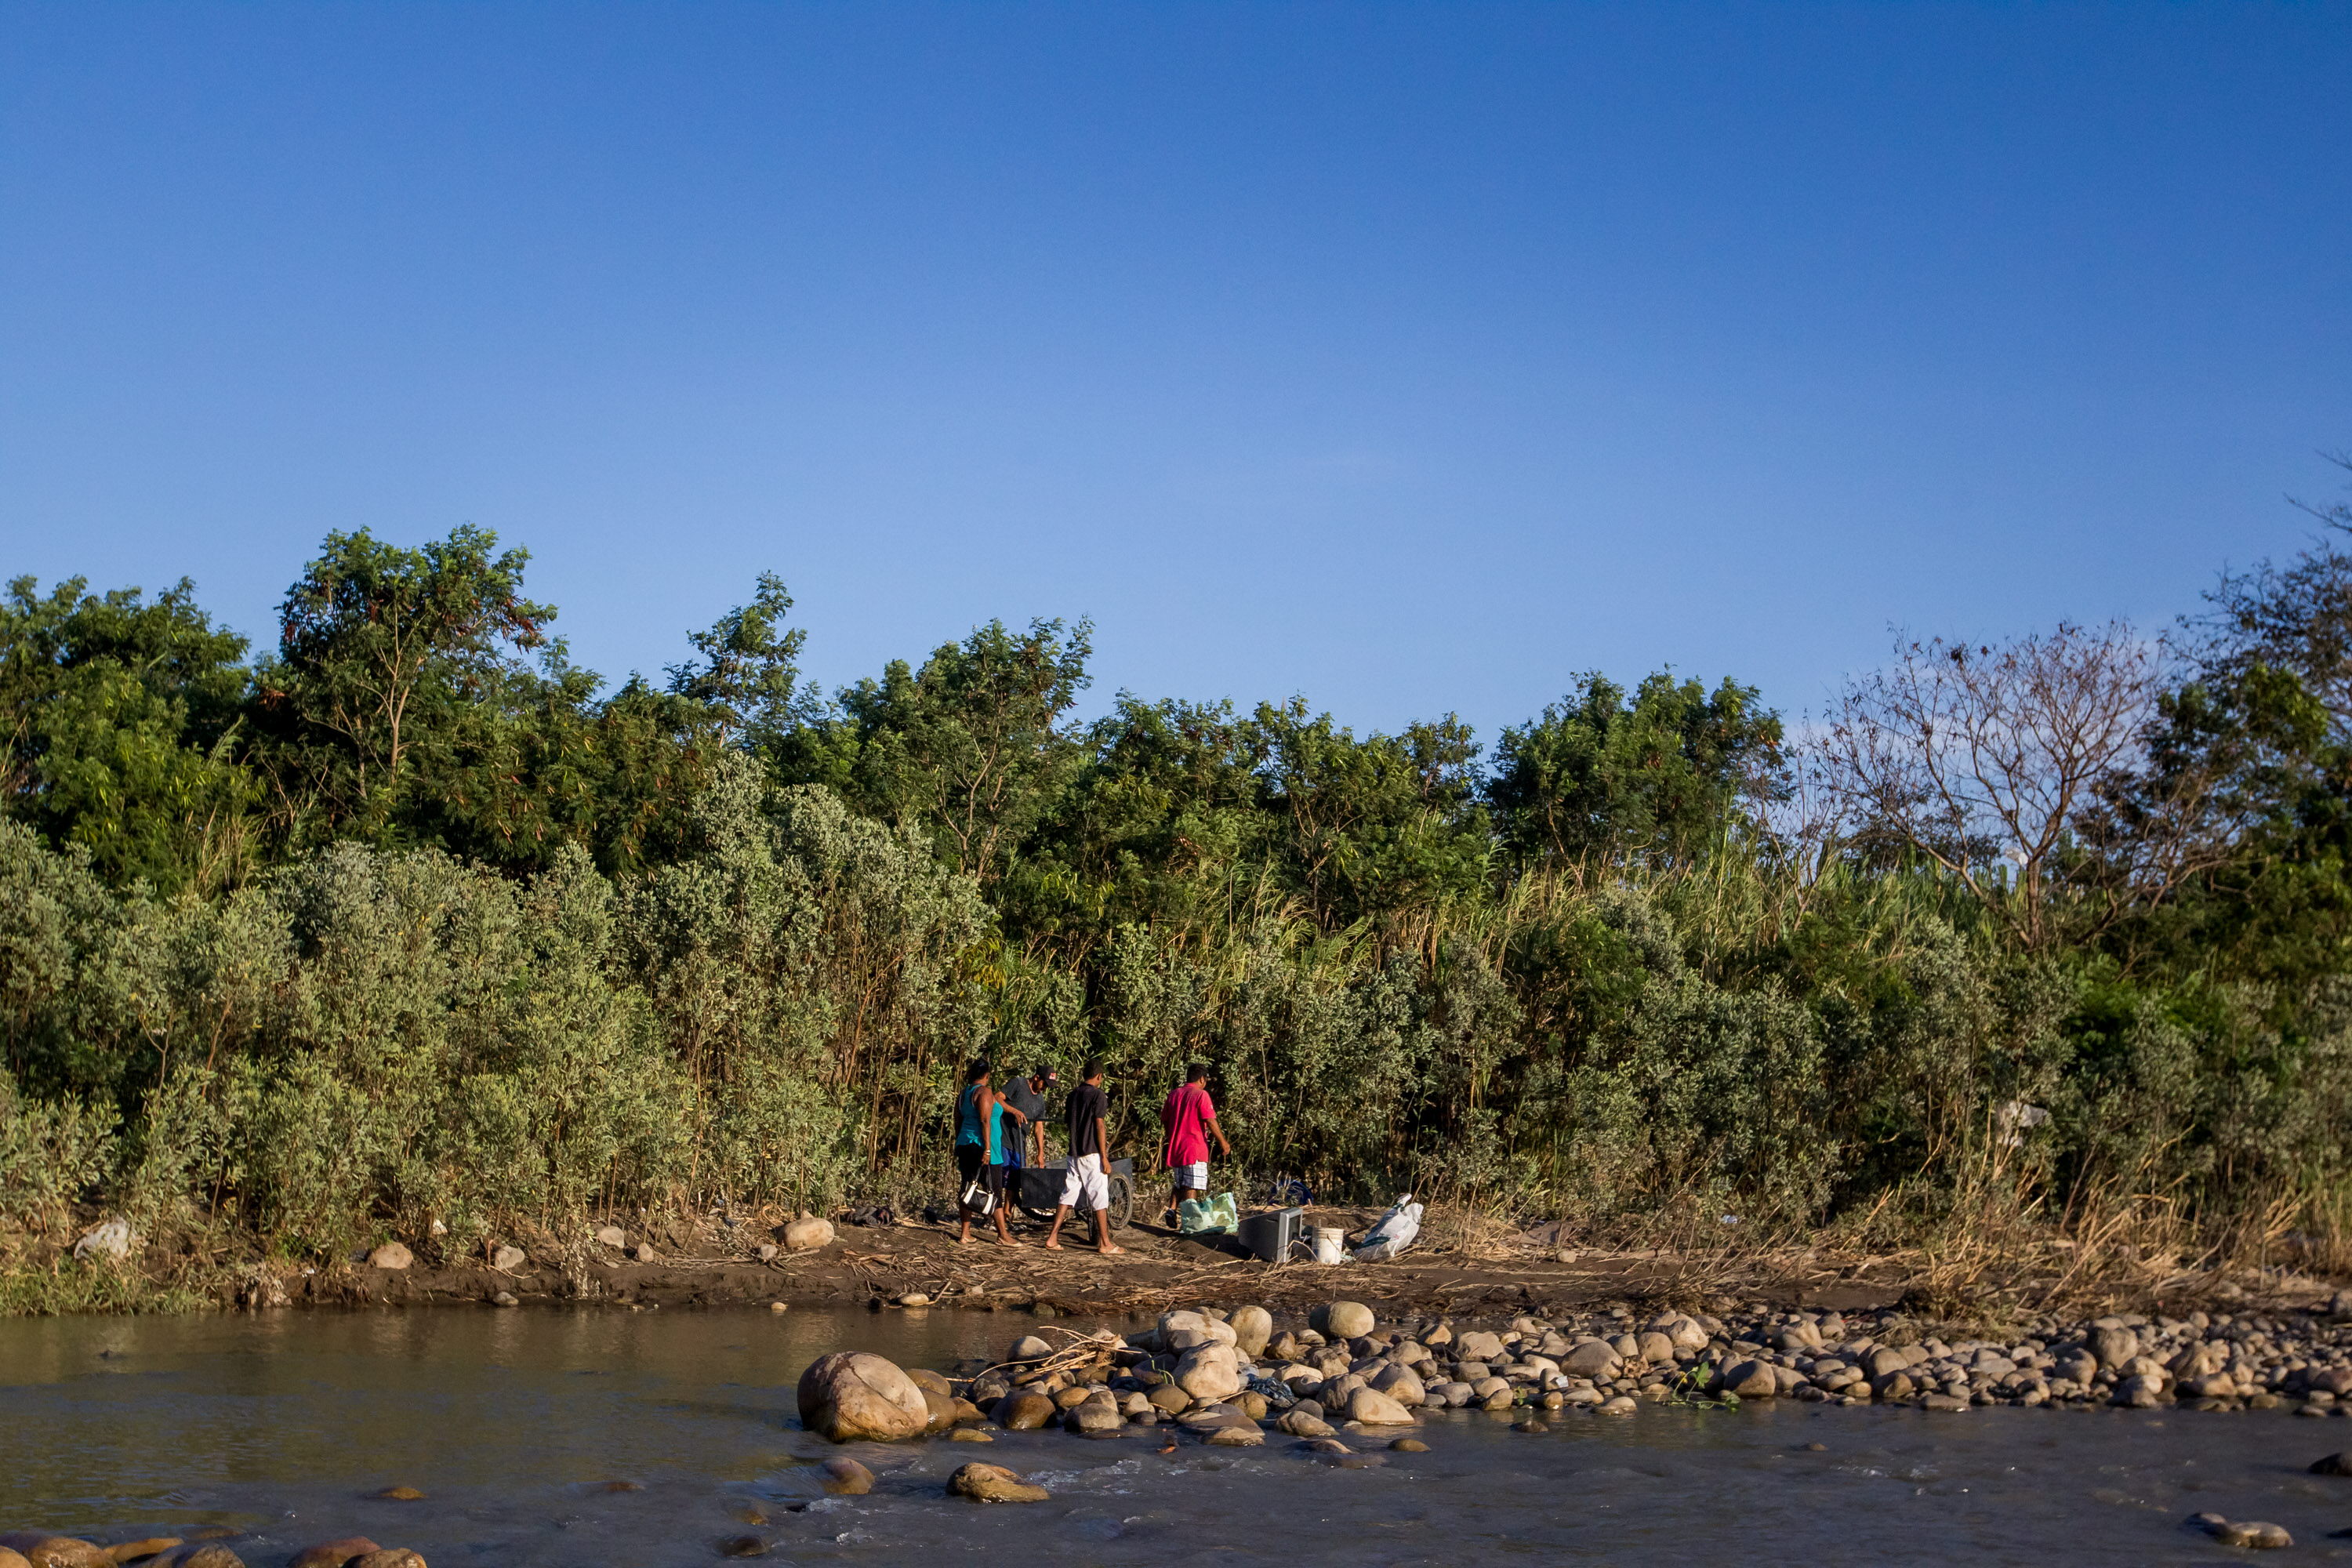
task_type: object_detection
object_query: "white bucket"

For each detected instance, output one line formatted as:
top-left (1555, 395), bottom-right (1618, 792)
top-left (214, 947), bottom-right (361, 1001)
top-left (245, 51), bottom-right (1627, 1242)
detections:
top-left (1311, 1227), bottom-right (1345, 1265)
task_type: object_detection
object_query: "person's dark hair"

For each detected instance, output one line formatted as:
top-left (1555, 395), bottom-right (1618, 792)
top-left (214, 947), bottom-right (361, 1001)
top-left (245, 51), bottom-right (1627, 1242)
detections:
top-left (1033, 1066), bottom-right (1057, 1083)
top-left (1185, 1062), bottom-right (1209, 1083)
top-left (1082, 1058), bottom-right (1105, 1082)
top-left (966, 1058), bottom-right (992, 1084)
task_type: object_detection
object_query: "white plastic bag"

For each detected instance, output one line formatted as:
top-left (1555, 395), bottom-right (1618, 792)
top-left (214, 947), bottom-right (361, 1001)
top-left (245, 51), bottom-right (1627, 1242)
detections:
top-left (1353, 1194), bottom-right (1422, 1261)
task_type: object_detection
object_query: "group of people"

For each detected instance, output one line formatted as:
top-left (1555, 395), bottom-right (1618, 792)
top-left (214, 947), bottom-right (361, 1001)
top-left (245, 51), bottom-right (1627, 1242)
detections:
top-left (951, 1059), bottom-right (1231, 1253)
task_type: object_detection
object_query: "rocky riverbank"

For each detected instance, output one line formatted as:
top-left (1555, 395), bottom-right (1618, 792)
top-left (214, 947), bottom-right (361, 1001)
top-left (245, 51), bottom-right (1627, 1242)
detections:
top-left (809, 1290), bottom-right (2352, 1445)
top-left (0, 1537), bottom-right (427, 1568)
top-left (17, 1291), bottom-right (2352, 1563)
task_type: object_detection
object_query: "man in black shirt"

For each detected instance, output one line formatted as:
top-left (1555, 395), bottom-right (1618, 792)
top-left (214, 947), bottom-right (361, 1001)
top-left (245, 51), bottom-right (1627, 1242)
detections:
top-left (1000, 1066), bottom-right (1054, 1170)
top-left (1044, 1060), bottom-right (1123, 1254)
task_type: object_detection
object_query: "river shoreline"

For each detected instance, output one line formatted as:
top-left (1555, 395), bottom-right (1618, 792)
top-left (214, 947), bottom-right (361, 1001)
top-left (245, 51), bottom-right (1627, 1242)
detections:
top-left (15, 1199), bottom-right (2347, 1337)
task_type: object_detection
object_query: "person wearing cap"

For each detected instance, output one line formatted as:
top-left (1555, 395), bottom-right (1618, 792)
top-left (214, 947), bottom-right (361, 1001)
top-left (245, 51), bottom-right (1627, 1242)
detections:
top-left (999, 1065), bottom-right (1057, 1171)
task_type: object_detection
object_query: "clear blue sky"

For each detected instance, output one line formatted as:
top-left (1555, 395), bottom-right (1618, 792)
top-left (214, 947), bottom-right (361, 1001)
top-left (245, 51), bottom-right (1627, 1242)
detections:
top-left (4, 2), bottom-right (2348, 740)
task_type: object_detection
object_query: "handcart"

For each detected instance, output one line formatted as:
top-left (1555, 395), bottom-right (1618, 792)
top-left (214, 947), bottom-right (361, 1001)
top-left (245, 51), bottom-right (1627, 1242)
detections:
top-left (1011, 1156), bottom-right (1135, 1229)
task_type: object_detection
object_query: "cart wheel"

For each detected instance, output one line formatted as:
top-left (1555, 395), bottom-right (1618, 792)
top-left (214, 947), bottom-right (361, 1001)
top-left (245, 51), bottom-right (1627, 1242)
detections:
top-left (1106, 1173), bottom-right (1133, 1230)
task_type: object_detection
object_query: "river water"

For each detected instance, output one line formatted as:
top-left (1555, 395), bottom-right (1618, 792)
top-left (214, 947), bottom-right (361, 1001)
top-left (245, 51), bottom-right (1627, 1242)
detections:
top-left (4, 1305), bottom-right (2351, 1566)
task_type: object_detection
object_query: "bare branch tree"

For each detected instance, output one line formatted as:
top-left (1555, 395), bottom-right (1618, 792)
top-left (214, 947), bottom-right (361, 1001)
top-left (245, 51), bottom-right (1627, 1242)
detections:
top-left (1815, 622), bottom-right (2161, 946)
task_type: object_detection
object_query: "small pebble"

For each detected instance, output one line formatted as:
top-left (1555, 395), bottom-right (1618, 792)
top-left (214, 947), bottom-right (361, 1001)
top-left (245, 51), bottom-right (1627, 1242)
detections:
top-left (374, 1486), bottom-right (426, 1501)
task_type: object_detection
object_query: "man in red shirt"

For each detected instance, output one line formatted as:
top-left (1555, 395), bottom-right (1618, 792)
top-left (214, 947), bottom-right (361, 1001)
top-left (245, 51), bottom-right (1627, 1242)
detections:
top-left (1160, 1062), bottom-right (1230, 1219)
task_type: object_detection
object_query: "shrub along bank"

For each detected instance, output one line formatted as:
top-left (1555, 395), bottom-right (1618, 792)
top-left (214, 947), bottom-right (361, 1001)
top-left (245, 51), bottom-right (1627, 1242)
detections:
top-left (8, 488), bottom-right (2352, 1311)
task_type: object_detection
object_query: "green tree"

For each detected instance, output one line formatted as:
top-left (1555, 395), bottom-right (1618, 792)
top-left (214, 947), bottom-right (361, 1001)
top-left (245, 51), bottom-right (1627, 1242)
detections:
top-left (667, 572), bottom-right (806, 747)
top-left (0, 576), bottom-right (255, 891)
top-left (252, 525), bottom-right (554, 844)
top-left (1488, 671), bottom-right (1783, 869)
top-left (1250, 699), bottom-right (1490, 928)
top-left (776, 618), bottom-right (1092, 880)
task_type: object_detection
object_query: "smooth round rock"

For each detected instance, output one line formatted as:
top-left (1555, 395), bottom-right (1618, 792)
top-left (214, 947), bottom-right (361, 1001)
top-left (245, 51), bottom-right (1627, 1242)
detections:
top-left (1176, 1342), bottom-right (1242, 1402)
top-left (781, 1218), bottom-right (835, 1251)
top-left (796, 1352), bottom-right (930, 1443)
top-left (1389, 1438), bottom-right (1428, 1452)
top-left (1323, 1302), bottom-right (1375, 1340)
top-left (819, 1457), bottom-right (875, 1495)
top-left (292, 1546), bottom-right (384, 1568)
top-left (998, 1391), bottom-right (1058, 1430)
top-left (0, 1547), bottom-right (106, 1568)
top-left (949, 1464), bottom-right (1050, 1504)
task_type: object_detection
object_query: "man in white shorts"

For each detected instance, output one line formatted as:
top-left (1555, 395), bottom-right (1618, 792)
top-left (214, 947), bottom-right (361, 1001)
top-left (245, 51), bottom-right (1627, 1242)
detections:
top-left (1160, 1060), bottom-right (1229, 1221)
top-left (1044, 1059), bottom-right (1123, 1254)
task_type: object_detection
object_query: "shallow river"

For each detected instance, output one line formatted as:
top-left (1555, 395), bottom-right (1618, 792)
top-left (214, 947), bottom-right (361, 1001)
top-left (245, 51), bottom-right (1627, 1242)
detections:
top-left (5, 1305), bottom-right (2352, 1566)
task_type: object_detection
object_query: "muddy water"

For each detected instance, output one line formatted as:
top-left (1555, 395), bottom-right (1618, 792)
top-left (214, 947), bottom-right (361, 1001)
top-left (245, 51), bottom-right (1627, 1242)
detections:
top-left (4, 1306), bottom-right (2351, 1566)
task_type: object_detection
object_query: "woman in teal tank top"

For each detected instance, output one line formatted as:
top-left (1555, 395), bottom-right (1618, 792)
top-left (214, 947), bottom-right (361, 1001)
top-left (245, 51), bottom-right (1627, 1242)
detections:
top-left (954, 1060), bottom-right (1021, 1247)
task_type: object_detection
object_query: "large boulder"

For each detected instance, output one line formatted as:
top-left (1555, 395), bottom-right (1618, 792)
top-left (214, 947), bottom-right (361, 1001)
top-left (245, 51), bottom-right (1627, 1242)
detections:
top-left (997, 1390), bottom-right (1058, 1429)
top-left (1716, 1359), bottom-right (1778, 1399)
top-left (1007, 1334), bottom-right (1054, 1362)
top-left (1370, 1363), bottom-right (1425, 1406)
top-left (1320, 1301), bottom-right (1375, 1340)
top-left (1656, 1315), bottom-right (1709, 1352)
top-left (2092, 1327), bottom-right (2140, 1370)
top-left (1454, 1330), bottom-right (1505, 1362)
top-left (365, 1243), bottom-right (412, 1271)
top-left (1276, 1408), bottom-right (1335, 1438)
top-left (1560, 1340), bottom-right (1622, 1378)
top-left (1146, 1381), bottom-right (1193, 1416)
top-left (796, 1352), bottom-right (930, 1442)
top-left (1229, 1305), bottom-right (1272, 1357)
top-left (1065, 1392), bottom-right (1124, 1436)
top-left (1175, 1342), bottom-right (1243, 1402)
top-left (949, 1464), bottom-right (1050, 1504)
top-left (1347, 1386), bottom-right (1415, 1425)
top-left (781, 1217), bottom-right (836, 1251)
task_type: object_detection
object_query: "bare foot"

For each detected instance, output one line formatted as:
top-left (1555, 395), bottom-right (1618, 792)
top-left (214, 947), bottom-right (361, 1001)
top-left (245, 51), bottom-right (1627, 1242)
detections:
top-left (1098, 1243), bottom-right (1125, 1255)
top-left (995, 1235), bottom-right (1025, 1247)
top-left (1043, 1239), bottom-right (1063, 1250)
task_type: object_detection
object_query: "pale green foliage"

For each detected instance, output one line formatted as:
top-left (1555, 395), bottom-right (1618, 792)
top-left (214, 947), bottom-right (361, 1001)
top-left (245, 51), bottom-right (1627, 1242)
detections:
top-left (621, 756), bottom-right (993, 1207)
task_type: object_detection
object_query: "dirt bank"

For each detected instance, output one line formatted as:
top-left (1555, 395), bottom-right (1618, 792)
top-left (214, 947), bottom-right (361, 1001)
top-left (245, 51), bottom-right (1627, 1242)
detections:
top-left (242, 1203), bottom-right (2343, 1329)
